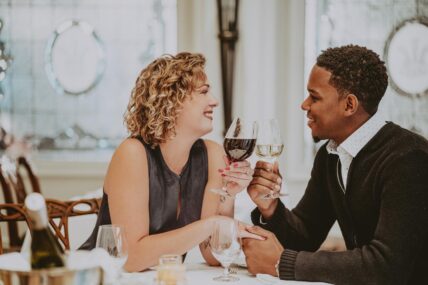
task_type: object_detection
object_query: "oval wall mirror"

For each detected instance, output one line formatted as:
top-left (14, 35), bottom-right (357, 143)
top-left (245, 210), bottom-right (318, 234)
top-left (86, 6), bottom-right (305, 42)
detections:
top-left (45, 20), bottom-right (106, 96)
top-left (384, 17), bottom-right (428, 98)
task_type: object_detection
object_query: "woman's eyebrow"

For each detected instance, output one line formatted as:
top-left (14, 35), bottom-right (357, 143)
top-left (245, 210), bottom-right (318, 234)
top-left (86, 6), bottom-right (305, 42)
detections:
top-left (196, 83), bottom-right (210, 90)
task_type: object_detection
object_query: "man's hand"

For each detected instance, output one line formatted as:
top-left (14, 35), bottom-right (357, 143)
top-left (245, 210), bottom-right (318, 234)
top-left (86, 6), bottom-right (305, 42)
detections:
top-left (242, 226), bottom-right (284, 276)
top-left (247, 161), bottom-right (282, 218)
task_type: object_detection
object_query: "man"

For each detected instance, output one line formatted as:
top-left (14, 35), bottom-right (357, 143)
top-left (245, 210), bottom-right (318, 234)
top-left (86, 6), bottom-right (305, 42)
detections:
top-left (242, 45), bottom-right (428, 284)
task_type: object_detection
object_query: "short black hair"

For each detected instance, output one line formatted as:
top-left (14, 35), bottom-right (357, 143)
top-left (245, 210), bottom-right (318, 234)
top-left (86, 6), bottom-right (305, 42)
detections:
top-left (316, 45), bottom-right (388, 115)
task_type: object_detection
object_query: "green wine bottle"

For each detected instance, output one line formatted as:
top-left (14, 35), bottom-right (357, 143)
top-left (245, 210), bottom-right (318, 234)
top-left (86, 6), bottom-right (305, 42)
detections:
top-left (25, 193), bottom-right (65, 269)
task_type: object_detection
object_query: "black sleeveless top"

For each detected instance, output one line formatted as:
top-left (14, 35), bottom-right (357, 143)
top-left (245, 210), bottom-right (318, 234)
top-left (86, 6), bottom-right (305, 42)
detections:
top-left (80, 138), bottom-right (208, 250)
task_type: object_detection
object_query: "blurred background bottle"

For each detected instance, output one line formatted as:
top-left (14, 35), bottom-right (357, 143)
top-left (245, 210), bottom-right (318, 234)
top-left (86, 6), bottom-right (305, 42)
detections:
top-left (25, 193), bottom-right (65, 269)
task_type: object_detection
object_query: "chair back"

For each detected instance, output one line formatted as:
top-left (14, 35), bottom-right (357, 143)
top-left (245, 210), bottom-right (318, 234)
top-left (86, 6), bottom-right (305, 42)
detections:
top-left (0, 198), bottom-right (101, 254)
top-left (0, 156), bottom-right (42, 248)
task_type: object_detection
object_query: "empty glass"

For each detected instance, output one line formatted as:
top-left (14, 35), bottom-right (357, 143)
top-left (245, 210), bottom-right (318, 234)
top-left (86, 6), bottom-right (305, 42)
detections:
top-left (95, 225), bottom-right (129, 273)
top-left (210, 219), bottom-right (241, 282)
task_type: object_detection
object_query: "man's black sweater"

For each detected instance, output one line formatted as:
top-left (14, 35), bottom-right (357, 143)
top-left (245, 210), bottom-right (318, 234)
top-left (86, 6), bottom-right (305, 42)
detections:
top-left (252, 122), bottom-right (428, 284)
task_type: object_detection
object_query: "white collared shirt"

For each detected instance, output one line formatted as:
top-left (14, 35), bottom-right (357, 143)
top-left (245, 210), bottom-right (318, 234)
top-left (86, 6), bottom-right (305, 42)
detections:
top-left (326, 112), bottom-right (386, 190)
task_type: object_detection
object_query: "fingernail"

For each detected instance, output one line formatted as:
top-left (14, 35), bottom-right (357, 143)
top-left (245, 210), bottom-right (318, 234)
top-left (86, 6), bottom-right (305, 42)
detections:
top-left (277, 178), bottom-right (282, 183)
top-left (275, 185), bottom-right (280, 190)
top-left (225, 167), bottom-right (230, 170)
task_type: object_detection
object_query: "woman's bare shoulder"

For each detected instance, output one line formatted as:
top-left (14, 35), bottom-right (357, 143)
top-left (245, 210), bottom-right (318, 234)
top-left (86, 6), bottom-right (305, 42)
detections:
top-left (111, 138), bottom-right (147, 161)
top-left (203, 139), bottom-right (223, 155)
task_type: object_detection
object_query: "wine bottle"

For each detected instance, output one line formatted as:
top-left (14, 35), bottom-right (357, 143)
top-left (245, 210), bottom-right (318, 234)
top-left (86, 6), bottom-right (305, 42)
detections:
top-left (25, 193), bottom-right (65, 269)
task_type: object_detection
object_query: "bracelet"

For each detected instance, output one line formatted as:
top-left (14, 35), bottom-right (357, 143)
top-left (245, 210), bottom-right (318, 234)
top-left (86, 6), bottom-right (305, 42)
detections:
top-left (220, 191), bottom-right (235, 203)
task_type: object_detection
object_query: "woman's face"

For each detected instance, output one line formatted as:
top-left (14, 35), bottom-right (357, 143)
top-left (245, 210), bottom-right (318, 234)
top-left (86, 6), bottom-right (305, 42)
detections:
top-left (175, 79), bottom-right (219, 138)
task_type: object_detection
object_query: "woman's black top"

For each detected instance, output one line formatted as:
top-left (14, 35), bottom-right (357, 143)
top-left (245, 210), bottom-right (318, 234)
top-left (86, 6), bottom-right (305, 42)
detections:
top-left (80, 138), bottom-right (208, 250)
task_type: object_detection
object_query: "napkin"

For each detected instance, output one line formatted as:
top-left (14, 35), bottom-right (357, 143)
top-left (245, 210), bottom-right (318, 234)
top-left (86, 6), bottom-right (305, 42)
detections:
top-left (67, 248), bottom-right (120, 282)
top-left (0, 252), bottom-right (31, 271)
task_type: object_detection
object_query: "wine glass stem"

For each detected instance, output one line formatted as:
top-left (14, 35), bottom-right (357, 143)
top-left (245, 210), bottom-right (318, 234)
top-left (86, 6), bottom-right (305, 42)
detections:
top-left (222, 180), bottom-right (228, 191)
top-left (223, 265), bottom-right (231, 278)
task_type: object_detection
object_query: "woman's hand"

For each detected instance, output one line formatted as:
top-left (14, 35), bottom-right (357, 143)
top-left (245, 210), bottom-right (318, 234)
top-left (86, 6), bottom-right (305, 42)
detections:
top-left (218, 156), bottom-right (254, 197)
top-left (207, 216), bottom-right (265, 241)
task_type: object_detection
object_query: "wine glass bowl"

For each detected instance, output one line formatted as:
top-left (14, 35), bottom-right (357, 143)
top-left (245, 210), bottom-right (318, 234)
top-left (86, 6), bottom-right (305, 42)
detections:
top-left (256, 119), bottom-right (286, 200)
top-left (255, 119), bottom-right (283, 162)
top-left (210, 219), bottom-right (241, 282)
top-left (95, 225), bottom-right (129, 271)
top-left (211, 118), bottom-right (258, 197)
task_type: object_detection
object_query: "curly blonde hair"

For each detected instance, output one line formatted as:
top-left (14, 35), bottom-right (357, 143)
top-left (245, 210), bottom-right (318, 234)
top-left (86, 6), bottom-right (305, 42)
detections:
top-left (124, 52), bottom-right (207, 147)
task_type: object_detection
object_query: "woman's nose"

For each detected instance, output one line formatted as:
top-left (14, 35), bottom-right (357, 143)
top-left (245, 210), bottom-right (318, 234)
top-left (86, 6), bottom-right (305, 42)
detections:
top-left (210, 94), bottom-right (219, 107)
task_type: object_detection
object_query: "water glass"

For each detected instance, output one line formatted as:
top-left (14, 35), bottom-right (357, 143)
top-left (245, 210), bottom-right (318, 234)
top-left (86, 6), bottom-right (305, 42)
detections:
top-left (95, 225), bottom-right (129, 272)
top-left (210, 219), bottom-right (241, 282)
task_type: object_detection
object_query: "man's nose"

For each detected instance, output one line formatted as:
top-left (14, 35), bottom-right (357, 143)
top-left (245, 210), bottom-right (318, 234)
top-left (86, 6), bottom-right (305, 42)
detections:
top-left (301, 97), bottom-right (310, 110)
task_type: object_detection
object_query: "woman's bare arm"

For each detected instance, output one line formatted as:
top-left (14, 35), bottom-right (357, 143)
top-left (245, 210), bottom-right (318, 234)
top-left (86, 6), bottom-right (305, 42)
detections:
top-left (104, 138), bottom-right (219, 272)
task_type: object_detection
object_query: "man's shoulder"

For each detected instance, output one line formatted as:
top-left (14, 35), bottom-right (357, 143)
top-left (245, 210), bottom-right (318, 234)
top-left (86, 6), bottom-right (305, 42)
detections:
top-left (365, 123), bottom-right (428, 167)
top-left (381, 123), bottom-right (428, 151)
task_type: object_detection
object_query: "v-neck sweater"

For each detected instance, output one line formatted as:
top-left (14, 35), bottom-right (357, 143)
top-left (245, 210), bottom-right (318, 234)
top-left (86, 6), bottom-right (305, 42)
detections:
top-left (252, 122), bottom-right (428, 284)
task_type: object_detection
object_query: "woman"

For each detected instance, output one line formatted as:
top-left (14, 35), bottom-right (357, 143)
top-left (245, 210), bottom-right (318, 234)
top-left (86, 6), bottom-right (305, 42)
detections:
top-left (81, 52), bottom-right (254, 272)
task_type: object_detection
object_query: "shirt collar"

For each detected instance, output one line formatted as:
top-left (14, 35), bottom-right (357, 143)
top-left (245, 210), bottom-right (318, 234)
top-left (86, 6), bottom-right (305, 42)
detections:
top-left (326, 112), bottom-right (386, 158)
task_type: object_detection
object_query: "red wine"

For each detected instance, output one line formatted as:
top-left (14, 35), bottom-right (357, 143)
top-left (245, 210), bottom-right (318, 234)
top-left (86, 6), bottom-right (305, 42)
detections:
top-left (223, 138), bottom-right (256, 162)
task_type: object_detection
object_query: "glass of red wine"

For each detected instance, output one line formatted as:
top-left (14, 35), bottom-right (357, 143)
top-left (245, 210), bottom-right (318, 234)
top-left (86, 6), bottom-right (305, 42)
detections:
top-left (211, 117), bottom-right (258, 197)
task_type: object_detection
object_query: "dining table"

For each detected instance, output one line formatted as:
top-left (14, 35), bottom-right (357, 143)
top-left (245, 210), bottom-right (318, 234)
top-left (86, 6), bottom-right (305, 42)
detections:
top-left (119, 263), bottom-right (331, 285)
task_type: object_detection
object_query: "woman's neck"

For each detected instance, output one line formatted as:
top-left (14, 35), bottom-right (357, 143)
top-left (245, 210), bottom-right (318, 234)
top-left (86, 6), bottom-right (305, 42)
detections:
top-left (159, 134), bottom-right (198, 175)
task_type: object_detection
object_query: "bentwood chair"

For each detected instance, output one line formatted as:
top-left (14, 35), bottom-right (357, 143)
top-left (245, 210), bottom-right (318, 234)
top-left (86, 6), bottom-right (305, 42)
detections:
top-left (0, 198), bottom-right (101, 254)
top-left (0, 156), bottom-right (42, 249)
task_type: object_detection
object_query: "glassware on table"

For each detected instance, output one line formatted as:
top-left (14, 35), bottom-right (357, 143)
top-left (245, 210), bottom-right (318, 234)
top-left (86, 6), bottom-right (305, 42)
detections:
top-left (156, 254), bottom-right (186, 285)
top-left (210, 117), bottom-right (258, 197)
top-left (95, 225), bottom-right (129, 273)
top-left (210, 219), bottom-right (241, 282)
top-left (255, 119), bottom-right (286, 200)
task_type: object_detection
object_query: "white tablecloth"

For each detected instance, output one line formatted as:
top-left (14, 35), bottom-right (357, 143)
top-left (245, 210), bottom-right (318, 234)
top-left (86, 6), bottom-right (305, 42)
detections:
top-left (120, 263), bottom-right (330, 285)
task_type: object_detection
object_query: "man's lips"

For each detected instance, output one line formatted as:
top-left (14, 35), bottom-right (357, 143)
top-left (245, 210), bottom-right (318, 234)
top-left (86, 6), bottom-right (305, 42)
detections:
top-left (306, 115), bottom-right (314, 126)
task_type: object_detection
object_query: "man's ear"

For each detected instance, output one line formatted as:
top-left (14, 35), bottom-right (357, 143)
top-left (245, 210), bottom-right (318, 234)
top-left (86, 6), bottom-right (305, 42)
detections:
top-left (344, 94), bottom-right (359, 116)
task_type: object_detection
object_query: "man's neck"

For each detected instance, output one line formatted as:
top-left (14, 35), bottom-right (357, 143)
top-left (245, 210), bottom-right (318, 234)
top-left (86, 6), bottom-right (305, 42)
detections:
top-left (334, 112), bottom-right (371, 145)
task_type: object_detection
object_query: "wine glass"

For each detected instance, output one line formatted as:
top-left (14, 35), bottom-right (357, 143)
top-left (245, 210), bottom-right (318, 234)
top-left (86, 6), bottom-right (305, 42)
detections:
top-left (255, 119), bottom-right (286, 199)
top-left (210, 117), bottom-right (258, 197)
top-left (96, 225), bottom-right (129, 275)
top-left (210, 219), bottom-right (241, 282)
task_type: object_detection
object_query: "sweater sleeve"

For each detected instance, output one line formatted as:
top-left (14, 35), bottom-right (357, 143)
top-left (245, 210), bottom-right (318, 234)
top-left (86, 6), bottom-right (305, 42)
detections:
top-left (252, 146), bottom-right (336, 252)
top-left (289, 149), bottom-right (428, 284)
top-left (251, 146), bottom-right (337, 279)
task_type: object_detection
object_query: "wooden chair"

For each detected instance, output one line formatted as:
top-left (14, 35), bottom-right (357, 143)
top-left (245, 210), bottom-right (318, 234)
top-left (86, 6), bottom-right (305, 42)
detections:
top-left (1, 156), bottom-right (41, 203)
top-left (0, 156), bottom-right (42, 249)
top-left (0, 198), bottom-right (101, 254)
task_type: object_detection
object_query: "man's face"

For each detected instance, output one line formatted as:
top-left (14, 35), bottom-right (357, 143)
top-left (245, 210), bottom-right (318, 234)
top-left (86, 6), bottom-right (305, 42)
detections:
top-left (301, 65), bottom-right (348, 143)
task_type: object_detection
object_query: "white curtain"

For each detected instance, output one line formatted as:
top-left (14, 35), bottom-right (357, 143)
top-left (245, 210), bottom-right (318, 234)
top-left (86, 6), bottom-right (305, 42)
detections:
top-left (178, 0), bottom-right (310, 204)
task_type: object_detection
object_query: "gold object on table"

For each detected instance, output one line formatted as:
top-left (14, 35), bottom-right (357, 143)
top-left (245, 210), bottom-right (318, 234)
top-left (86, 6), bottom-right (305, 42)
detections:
top-left (156, 254), bottom-right (186, 285)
